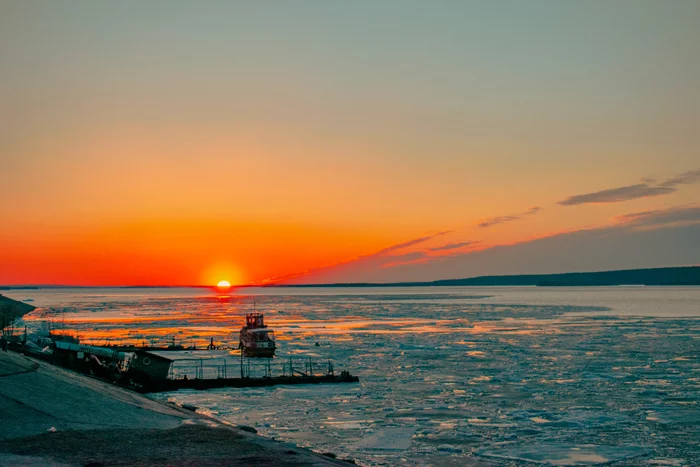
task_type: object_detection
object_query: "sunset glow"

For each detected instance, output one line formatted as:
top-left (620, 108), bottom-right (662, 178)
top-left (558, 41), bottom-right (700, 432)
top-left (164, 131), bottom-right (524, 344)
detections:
top-left (1, 2), bottom-right (699, 286)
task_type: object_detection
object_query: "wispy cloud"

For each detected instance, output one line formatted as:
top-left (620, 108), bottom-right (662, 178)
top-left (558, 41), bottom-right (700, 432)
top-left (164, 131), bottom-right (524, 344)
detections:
top-left (558, 184), bottom-right (675, 206)
top-left (379, 252), bottom-right (428, 269)
top-left (558, 169), bottom-right (700, 206)
top-left (477, 206), bottom-right (542, 228)
top-left (379, 241), bottom-right (483, 269)
top-left (373, 231), bottom-right (451, 256)
top-left (429, 241), bottom-right (478, 252)
top-left (253, 270), bottom-right (312, 286)
top-left (658, 169), bottom-right (700, 187)
top-left (614, 204), bottom-right (700, 228)
top-left (263, 231), bottom-right (450, 284)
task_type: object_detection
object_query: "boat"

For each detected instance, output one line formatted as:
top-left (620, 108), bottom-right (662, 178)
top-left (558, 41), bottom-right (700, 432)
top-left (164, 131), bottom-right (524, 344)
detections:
top-left (239, 312), bottom-right (276, 357)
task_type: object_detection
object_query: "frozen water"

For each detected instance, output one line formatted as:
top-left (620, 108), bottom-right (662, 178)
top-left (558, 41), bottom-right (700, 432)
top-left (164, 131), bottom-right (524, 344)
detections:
top-left (355, 427), bottom-right (416, 451)
top-left (8, 286), bottom-right (700, 466)
top-left (478, 444), bottom-right (651, 465)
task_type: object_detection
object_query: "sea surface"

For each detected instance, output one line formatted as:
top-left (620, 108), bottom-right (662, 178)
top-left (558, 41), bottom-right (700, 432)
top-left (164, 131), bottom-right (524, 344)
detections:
top-left (7, 286), bottom-right (700, 466)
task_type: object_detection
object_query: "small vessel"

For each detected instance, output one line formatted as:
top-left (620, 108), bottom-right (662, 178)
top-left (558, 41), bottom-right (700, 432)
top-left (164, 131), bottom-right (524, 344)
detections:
top-left (239, 312), bottom-right (276, 357)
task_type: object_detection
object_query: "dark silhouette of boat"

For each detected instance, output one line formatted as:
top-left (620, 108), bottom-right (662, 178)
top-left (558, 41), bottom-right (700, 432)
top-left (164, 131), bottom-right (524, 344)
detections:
top-left (239, 313), bottom-right (276, 357)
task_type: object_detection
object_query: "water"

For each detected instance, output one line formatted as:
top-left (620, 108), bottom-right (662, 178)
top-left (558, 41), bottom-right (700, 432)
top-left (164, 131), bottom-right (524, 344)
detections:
top-left (6, 286), bottom-right (700, 466)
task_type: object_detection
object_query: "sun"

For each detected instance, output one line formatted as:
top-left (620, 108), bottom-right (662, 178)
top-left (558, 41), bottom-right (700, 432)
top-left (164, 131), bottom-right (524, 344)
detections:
top-left (204, 263), bottom-right (244, 288)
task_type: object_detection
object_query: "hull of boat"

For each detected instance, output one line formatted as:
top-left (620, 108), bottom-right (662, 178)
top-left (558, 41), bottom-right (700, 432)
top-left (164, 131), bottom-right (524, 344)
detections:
top-left (242, 347), bottom-right (276, 358)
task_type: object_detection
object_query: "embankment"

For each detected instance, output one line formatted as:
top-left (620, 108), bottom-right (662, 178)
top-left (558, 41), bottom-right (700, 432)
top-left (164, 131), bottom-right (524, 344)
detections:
top-left (0, 350), bottom-right (352, 466)
top-left (0, 294), bottom-right (35, 330)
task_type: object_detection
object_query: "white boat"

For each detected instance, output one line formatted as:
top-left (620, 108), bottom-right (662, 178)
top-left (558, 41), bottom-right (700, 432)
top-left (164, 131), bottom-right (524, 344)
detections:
top-left (239, 313), bottom-right (276, 357)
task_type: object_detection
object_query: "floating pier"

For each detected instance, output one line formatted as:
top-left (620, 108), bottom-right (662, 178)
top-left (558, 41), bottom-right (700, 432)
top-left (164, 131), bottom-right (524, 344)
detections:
top-left (142, 371), bottom-right (360, 393)
top-left (140, 354), bottom-right (360, 393)
top-left (17, 339), bottom-right (360, 394)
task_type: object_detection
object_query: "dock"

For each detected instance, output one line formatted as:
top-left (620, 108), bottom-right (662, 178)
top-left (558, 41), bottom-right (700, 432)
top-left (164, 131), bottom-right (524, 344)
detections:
top-left (15, 339), bottom-right (360, 394)
top-left (139, 352), bottom-right (360, 393)
top-left (143, 371), bottom-right (360, 393)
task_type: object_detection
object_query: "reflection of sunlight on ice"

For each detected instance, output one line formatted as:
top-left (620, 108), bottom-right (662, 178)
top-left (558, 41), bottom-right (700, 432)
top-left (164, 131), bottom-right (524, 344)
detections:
top-left (469, 375), bottom-right (491, 383)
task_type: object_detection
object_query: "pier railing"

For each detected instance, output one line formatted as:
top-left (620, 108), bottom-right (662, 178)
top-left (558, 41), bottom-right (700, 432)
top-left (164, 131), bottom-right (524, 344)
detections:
top-left (167, 356), bottom-right (336, 381)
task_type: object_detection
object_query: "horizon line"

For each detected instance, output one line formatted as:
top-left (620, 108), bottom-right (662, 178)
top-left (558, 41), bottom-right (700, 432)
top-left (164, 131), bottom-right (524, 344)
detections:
top-left (1, 265), bottom-right (698, 289)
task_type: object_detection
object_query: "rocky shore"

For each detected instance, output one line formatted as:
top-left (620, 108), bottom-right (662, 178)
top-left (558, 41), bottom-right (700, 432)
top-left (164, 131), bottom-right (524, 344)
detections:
top-left (0, 350), bottom-right (352, 466)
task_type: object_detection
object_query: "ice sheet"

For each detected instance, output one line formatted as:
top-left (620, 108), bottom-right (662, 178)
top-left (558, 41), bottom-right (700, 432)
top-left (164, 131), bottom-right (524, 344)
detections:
top-left (12, 286), bottom-right (700, 466)
top-left (478, 444), bottom-right (651, 465)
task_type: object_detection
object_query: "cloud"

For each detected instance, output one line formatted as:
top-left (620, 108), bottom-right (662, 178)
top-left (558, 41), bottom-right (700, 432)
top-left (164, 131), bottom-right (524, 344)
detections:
top-left (477, 206), bottom-right (542, 228)
top-left (658, 169), bottom-right (700, 187)
top-left (558, 184), bottom-right (675, 206)
top-left (558, 169), bottom-right (700, 206)
top-left (372, 231), bottom-right (450, 256)
top-left (253, 269), bottom-right (313, 285)
top-left (379, 251), bottom-right (428, 269)
top-left (478, 215), bottom-right (519, 228)
top-left (265, 231), bottom-right (450, 284)
top-left (381, 241), bottom-right (483, 269)
top-left (614, 204), bottom-right (700, 228)
top-left (429, 241), bottom-right (478, 252)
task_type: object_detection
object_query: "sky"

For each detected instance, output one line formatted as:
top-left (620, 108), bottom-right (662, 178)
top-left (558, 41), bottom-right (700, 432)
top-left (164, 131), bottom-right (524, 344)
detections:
top-left (1, 1), bottom-right (699, 286)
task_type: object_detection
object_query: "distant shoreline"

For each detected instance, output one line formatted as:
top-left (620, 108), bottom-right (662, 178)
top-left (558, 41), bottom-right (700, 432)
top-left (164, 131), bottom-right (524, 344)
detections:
top-left (277, 266), bottom-right (700, 288)
top-left (1, 266), bottom-right (698, 289)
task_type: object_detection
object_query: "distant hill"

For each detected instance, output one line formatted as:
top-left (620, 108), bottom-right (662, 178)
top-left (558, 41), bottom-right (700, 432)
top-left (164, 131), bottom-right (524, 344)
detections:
top-left (279, 266), bottom-right (700, 288)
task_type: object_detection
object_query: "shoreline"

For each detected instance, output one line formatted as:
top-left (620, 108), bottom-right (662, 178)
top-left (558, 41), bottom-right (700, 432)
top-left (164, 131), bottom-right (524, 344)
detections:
top-left (2, 266), bottom-right (699, 290)
top-left (0, 350), bottom-right (354, 466)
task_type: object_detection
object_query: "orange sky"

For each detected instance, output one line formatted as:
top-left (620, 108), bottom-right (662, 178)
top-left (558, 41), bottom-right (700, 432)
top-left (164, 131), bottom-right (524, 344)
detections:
top-left (1, 2), bottom-right (699, 285)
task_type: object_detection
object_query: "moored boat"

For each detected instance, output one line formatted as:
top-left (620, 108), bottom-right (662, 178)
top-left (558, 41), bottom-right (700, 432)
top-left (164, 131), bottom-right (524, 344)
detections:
top-left (239, 312), bottom-right (276, 357)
